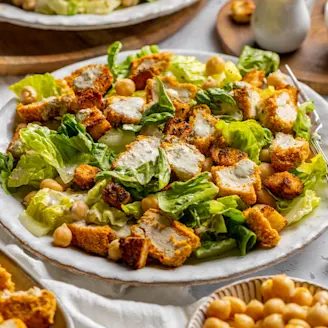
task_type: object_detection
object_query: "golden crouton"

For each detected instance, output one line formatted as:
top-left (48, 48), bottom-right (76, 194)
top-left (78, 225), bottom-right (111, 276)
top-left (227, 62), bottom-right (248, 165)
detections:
top-left (254, 204), bottom-right (287, 232)
top-left (102, 182), bottom-right (131, 209)
top-left (65, 64), bottom-right (113, 95)
top-left (130, 53), bottom-right (172, 90)
top-left (242, 70), bottom-right (266, 88)
top-left (164, 118), bottom-right (192, 142)
top-left (7, 123), bottom-right (27, 159)
top-left (231, 0), bottom-right (256, 23)
top-left (243, 207), bottom-right (281, 248)
top-left (210, 146), bottom-right (247, 166)
top-left (104, 96), bottom-right (145, 126)
top-left (271, 133), bottom-right (310, 172)
top-left (212, 158), bottom-right (261, 205)
top-left (17, 96), bottom-right (75, 123)
top-left (73, 88), bottom-right (103, 111)
top-left (264, 171), bottom-right (303, 200)
top-left (72, 164), bottom-right (100, 190)
top-left (76, 107), bottom-right (111, 140)
top-left (0, 267), bottom-right (14, 293)
top-left (0, 319), bottom-right (27, 328)
top-left (119, 237), bottom-right (150, 270)
top-left (67, 221), bottom-right (116, 257)
top-left (267, 71), bottom-right (289, 89)
top-left (131, 209), bottom-right (200, 267)
top-left (174, 102), bottom-right (192, 120)
top-left (0, 288), bottom-right (56, 328)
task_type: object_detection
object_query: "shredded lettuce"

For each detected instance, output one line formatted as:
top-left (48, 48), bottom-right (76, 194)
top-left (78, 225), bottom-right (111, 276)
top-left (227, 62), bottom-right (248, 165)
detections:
top-left (293, 101), bottom-right (315, 141)
top-left (0, 153), bottom-right (14, 194)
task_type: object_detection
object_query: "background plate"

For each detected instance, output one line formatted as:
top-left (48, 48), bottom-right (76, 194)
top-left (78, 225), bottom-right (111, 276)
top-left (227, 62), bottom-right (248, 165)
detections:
top-left (0, 50), bottom-right (327, 286)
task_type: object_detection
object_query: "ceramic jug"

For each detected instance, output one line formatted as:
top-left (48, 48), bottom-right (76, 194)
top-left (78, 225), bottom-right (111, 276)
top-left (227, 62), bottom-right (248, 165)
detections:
top-left (251, 0), bottom-right (311, 53)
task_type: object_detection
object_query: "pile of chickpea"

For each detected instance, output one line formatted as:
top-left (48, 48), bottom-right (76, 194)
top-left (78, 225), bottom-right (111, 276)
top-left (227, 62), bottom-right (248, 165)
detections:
top-left (203, 274), bottom-right (328, 328)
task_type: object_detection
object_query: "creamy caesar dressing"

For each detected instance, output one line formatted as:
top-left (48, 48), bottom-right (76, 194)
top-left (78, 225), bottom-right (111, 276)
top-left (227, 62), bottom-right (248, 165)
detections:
top-left (273, 132), bottom-right (306, 150)
top-left (73, 67), bottom-right (101, 89)
top-left (193, 112), bottom-right (215, 138)
top-left (76, 108), bottom-right (93, 122)
top-left (110, 97), bottom-right (144, 120)
top-left (137, 59), bottom-right (154, 72)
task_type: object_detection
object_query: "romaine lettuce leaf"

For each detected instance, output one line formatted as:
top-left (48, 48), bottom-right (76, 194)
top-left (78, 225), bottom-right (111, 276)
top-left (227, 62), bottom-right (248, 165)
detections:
top-left (194, 238), bottom-right (237, 259)
top-left (86, 179), bottom-right (107, 206)
top-left (122, 201), bottom-right (143, 219)
top-left (0, 152), bottom-right (14, 194)
top-left (293, 101), bottom-right (315, 141)
top-left (98, 128), bottom-right (136, 153)
top-left (229, 225), bottom-right (257, 256)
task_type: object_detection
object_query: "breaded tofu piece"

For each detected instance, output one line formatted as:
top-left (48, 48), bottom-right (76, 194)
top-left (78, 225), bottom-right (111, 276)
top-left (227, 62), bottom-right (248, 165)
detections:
top-left (0, 288), bottom-right (56, 328)
top-left (0, 267), bottom-right (14, 293)
top-left (102, 182), bottom-right (131, 209)
top-left (210, 146), bottom-right (248, 166)
top-left (271, 133), bottom-right (310, 171)
top-left (67, 221), bottom-right (116, 257)
top-left (73, 88), bottom-right (103, 111)
top-left (231, 0), bottom-right (256, 23)
top-left (65, 64), bottom-right (113, 95)
top-left (212, 158), bottom-right (261, 205)
top-left (113, 136), bottom-right (161, 170)
top-left (17, 96), bottom-right (75, 123)
top-left (0, 319), bottom-right (27, 328)
top-left (233, 81), bottom-right (261, 119)
top-left (164, 118), bottom-right (192, 142)
top-left (254, 204), bottom-right (287, 232)
top-left (130, 53), bottom-right (172, 90)
top-left (75, 107), bottom-right (111, 140)
top-left (161, 138), bottom-right (205, 181)
top-left (189, 105), bottom-right (218, 155)
top-left (131, 209), bottom-right (200, 267)
top-left (264, 171), bottom-right (303, 200)
top-left (104, 96), bottom-right (145, 126)
top-left (243, 207), bottom-right (281, 248)
top-left (72, 164), bottom-right (100, 190)
top-left (242, 70), bottom-right (266, 88)
top-left (119, 237), bottom-right (150, 270)
top-left (7, 123), bottom-right (27, 159)
top-left (257, 89), bottom-right (298, 134)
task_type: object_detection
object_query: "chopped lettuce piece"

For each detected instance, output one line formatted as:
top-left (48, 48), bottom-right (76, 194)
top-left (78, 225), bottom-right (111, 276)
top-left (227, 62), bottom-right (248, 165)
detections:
top-left (293, 101), bottom-right (315, 141)
top-left (122, 201), bottom-right (143, 219)
top-left (0, 152), bottom-right (14, 194)
top-left (194, 238), bottom-right (237, 259)
top-left (98, 128), bottom-right (136, 154)
top-left (237, 45), bottom-right (280, 76)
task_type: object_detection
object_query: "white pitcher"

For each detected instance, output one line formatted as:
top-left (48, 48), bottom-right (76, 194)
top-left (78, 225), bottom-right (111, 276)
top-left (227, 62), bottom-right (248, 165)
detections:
top-left (251, 0), bottom-right (311, 53)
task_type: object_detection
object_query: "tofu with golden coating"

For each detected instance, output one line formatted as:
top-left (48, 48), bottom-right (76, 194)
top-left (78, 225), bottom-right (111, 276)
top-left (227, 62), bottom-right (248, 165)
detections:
top-left (0, 267), bottom-right (14, 293)
top-left (67, 221), bottom-right (116, 257)
top-left (254, 204), bottom-right (287, 232)
top-left (72, 164), bottom-right (100, 190)
top-left (7, 123), bottom-right (27, 159)
top-left (264, 171), bottom-right (303, 200)
top-left (73, 88), bottom-right (103, 111)
top-left (231, 0), bottom-right (255, 23)
top-left (102, 182), bottom-right (131, 209)
top-left (271, 133), bottom-right (310, 172)
top-left (65, 64), bottom-right (113, 95)
top-left (164, 118), bottom-right (192, 142)
top-left (210, 146), bottom-right (247, 166)
top-left (243, 207), bottom-right (281, 248)
top-left (212, 158), bottom-right (261, 205)
top-left (0, 319), bottom-right (27, 328)
top-left (242, 70), bottom-right (265, 88)
top-left (131, 209), bottom-right (200, 267)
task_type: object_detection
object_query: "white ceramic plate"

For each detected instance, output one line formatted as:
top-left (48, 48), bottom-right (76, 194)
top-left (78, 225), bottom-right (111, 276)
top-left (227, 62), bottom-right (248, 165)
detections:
top-left (0, 0), bottom-right (198, 31)
top-left (0, 50), bottom-right (328, 286)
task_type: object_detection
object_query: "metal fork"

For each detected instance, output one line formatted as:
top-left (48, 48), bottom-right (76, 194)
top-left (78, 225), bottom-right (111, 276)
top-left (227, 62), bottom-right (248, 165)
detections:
top-left (285, 64), bottom-right (328, 164)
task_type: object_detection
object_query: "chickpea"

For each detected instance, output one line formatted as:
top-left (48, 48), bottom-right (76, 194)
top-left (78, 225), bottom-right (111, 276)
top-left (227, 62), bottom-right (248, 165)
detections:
top-left (261, 279), bottom-right (274, 301)
top-left (313, 291), bottom-right (328, 305)
top-left (12, 0), bottom-right (23, 6)
top-left (207, 299), bottom-right (231, 320)
top-left (255, 320), bottom-right (263, 328)
top-left (291, 288), bottom-right (313, 306)
top-left (264, 298), bottom-right (286, 316)
top-left (288, 319), bottom-right (310, 328)
top-left (71, 200), bottom-right (89, 221)
top-left (203, 157), bottom-right (213, 172)
top-left (108, 239), bottom-right (122, 261)
top-left (22, 0), bottom-right (36, 10)
top-left (202, 77), bottom-right (217, 90)
top-left (20, 86), bottom-right (38, 104)
top-left (259, 163), bottom-right (275, 182)
top-left (272, 275), bottom-right (295, 300)
top-left (266, 72), bottom-right (286, 89)
top-left (40, 178), bottom-right (63, 192)
top-left (203, 317), bottom-right (229, 328)
top-left (283, 303), bottom-right (307, 322)
top-left (141, 194), bottom-right (159, 212)
top-left (234, 313), bottom-right (255, 328)
top-left (260, 149), bottom-right (272, 163)
top-left (306, 303), bottom-right (328, 326)
top-left (206, 56), bottom-right (225, 76)
top-left (247, 299), bottom-right (265, 321)
top-left (53, 223), bottom-right (72, 248)
top-left (122, 0), bottom-right (139, 7)
top-left (115, 79), bottom-right (136, 96)
top-left (23, 191), bottom-right (37, 207)
top-left (55, 176), bottom-right (70, 190)
top-left (222, 296), bottom-right (247, 315)
top-left (262, 314), bottom-right (284, 328)
top-left (256, 189), bottom-right (276, 208)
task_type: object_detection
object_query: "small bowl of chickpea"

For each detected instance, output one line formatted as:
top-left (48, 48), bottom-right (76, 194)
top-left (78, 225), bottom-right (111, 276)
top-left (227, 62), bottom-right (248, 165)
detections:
top-left (188, 274), bottom-right (328, 328)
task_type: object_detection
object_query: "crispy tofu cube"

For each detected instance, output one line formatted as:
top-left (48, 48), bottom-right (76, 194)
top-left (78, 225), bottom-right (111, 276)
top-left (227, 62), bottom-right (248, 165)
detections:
top-left (231, 0), bottom-right (256, 23)
top-left (258, 89), bottom-right (298, 134)
top-left (7, 123), bottom-right (27, 159)
top-left (65, 64), bottom-right (113, 95)
top-left (161, 138), bottom-right (205, 181)
top-left (74, 88), bottom-right (103, 111)
top-left (104, 96), bottom-right (145, 126)
top-left (242, 70), bottom-right (266, 88)
top-left (0, 319), bottom-right (27, 328)
top-left (0, 267), bottom-right (14, 293)
top-left (131, 209), bottom-right (200, 267)
top-left (0, 288), bottom-right (56, 328)
top-left (254, 204), bottom-right (287, 232)
top-left (267, 71), bottom-right (288, 89)
top-left (102, 182), bottom-right (131, 209)
top-left (271, 133), bottom-right (310, 171)
top-left (243, 207), bottom-right (281, 248)
top-left (72, 164), bottom-right (100, 190)
top-left (212, 158), bottom-right (261, 205)
top-left (210, 146), bottom-right (248, 166)
top-left (164, 118), bottom-right (192, 142)
top-left (119, 237), bottom-right (150, 270)
top-left (67, 221), bottom-right (116, 257)
top-left (76, 107), bottom-right (111, 140)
